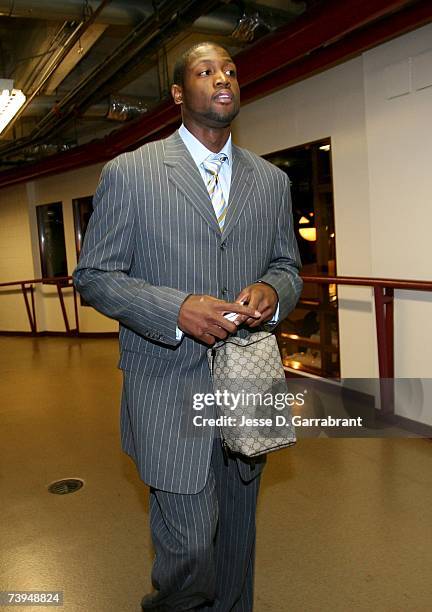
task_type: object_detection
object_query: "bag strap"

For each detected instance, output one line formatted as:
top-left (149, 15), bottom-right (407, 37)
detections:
top-left (222, 332), bottom-right (274, 348)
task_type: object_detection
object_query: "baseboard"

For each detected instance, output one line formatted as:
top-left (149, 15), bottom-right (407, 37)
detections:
top-left (0, 330), bottom-right (118, 338)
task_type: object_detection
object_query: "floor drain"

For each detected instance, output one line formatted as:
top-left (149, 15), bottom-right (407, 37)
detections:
top-left (48, 478), bottom-right (84, 495)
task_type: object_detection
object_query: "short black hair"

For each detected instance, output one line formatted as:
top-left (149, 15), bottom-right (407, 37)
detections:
top-left (172, 41), bottom-right (232, 87)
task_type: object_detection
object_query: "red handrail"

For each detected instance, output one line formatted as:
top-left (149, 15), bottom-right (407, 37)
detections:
top-left (0, 276), bottom-right (79, 335)
top-left (301, 275), bottom-right (431, 375)
top-left (299, 274), bottom-right (432, 415)
top-left (301, 274), bottom-right (432, 291)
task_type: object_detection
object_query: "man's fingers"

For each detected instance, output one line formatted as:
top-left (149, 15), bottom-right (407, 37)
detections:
top-left (218, 302), bottom-right (262, 318)
top-left (234, 292), bottom-right (249, 305)
top-left (214, 317), bottom-right (239, 333)
top-left (247, 318), bottom-right (263, 328)
top-left (244, 306), bottom-right (274, 327)
top-left (245, 317), bottom-right (265, 328)
top-left (207, 324), bottom-right (230, 340)
top-left (200, 332), bottom-right (216, 345)
top-left (178, 293), bottom-right (268, 344)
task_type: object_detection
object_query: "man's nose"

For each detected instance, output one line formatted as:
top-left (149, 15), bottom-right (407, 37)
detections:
top-left (214, 71), bottom-right (230, 87)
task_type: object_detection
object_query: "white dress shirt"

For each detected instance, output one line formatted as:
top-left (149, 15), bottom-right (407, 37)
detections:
top-left (179, 123), bottom-right (232, 205)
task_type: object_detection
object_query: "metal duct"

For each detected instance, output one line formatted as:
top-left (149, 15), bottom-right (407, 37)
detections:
top-left (21, 95), bottom-right (150, 119)
top-left (25, 143), bottom-right (74, 156)
top-left (194, 3), bottom-right (307, 39)
top-left (231, 12), bottom-right (271, 42)
top-left (106, 94), bottom-right (148, 121)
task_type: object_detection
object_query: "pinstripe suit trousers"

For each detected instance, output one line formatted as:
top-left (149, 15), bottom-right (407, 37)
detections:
top-left (148, 438), bottom-right (261, 611)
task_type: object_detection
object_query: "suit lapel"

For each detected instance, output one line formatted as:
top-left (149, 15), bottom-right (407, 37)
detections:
top-left (222, 145), bottom-right (255, 241)
top-left (163, 131), bottom-right (221, 234)
top-left (163, 131), bottom-right (255, 239)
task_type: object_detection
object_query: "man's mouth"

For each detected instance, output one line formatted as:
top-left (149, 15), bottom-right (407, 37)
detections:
top-left (213, 90), bottom-right (233, 103)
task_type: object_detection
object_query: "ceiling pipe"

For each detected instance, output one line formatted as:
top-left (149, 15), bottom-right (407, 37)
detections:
top-left (44, 23), bottom-right (109, 94)
top-left (20, 96), bottom-right (108, 117)
top-left (0, 0), bottom-right (153, 26)
top-left (0, 0), bottom-right (221, 157)
top-left (1, 0), bottom-right (112, 138)
top-left (0, 1), bottom-right (302, 150)
top-left (1, 0), bottom-right (430, 188)
top-left (14, 21), bottom-right (73, 92)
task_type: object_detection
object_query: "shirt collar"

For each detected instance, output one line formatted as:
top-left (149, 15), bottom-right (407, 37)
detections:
top-left (179, 123), bottom-right (232, 168)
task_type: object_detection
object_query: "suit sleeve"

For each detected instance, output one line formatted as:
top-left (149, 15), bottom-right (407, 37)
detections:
top-left (258, 173), bottom-right (303, 323)
top-left (73, 159), bottom-right (189, 346)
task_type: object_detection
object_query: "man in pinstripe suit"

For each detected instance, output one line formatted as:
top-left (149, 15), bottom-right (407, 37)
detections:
top-left (73, 42), bottom-right (302, 611)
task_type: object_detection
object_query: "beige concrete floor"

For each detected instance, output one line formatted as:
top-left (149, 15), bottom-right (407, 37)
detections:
top-left (1, 336), bottom-right (431, 612)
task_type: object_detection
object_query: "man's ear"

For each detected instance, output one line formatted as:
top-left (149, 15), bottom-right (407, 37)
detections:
top-left (171, 84), bottom-right (183, 105)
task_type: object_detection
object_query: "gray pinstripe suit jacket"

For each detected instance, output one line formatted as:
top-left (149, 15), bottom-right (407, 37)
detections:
top-left (73, 130), bottom-right (303, 494)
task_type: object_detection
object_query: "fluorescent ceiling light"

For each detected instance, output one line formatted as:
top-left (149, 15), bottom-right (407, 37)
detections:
top-left (0, 79), bottom-right (26, 135)
top-left (319, 144), bottom-right (330, 151)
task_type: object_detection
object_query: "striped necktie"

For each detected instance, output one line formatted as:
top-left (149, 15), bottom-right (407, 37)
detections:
top-left (202, 153), bottom-right (228, 229)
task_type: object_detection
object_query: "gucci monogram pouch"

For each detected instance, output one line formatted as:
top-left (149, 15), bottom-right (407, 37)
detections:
top-left (207, 331), bottom-right (296, 457)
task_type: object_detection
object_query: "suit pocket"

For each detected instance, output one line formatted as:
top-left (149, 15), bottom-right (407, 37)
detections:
top-left (118, 348), bottom-right (178, 376)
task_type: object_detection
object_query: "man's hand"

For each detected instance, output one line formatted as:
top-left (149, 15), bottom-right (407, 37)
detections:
top-left (178, 295), bottom-right (262, 345)
top-left (234, 282), bottom-right (278, 328)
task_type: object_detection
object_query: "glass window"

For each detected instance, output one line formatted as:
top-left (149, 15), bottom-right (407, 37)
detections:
top-left (36, 202), bottom-right (68, 280)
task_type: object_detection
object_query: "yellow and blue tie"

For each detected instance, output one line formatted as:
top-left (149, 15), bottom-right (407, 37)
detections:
top-left (202, 154), bottom-right (228, 229)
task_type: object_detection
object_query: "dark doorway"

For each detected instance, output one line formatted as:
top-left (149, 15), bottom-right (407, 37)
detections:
top-left (265, 139), bottom-right (340, 378)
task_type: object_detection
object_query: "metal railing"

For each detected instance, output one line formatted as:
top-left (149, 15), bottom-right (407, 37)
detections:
top-left (0, 276), bottom-right (79, 334)
top-left (301, 275), bottom-right (432, 380)
top-left (300, 275), bottom-right (432, 416)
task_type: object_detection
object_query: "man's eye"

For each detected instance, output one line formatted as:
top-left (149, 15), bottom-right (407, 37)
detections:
top-left (226, 69), bottom-right (236, 76)
top-left (199, 69), bottom-right (211, 76)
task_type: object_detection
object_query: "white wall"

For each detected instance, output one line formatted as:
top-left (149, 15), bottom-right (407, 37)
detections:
top-left (363, 24), bottom-right (432, 381)
top-left (0, 183), bottom-right (34, 331)
top-left (362, 23), bottom-right (432, 423)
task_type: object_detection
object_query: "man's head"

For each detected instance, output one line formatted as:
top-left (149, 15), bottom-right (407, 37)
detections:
top-left (171, 42), bottom-right (240, 130)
